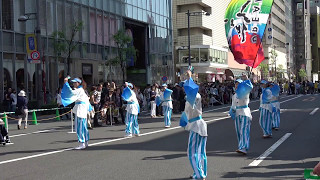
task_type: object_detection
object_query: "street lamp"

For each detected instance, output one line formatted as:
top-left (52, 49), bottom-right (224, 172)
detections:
top-left (18, 1), bottom-right (44, 106)
top-left (186, 10), bottom-right (210, 67)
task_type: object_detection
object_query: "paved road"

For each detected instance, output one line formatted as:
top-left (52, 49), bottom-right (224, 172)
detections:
top-left (1, 94), bottom-right (319, 180)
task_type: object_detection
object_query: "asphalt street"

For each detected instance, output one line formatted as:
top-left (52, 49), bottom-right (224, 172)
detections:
top-left (1, 94), bottom-right (319, 180)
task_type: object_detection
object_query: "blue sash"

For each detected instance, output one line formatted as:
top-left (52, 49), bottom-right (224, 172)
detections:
top-left (75, 101), bottom-right (86, 105)
top-left (270, 100), bottom-right (279, 103)
top-left (236, 105), bottom-right (248, 109)
top-left (188, 116), bottom-right (202, 123)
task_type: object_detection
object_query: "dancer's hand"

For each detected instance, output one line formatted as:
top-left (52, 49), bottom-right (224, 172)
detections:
top-left (64, 78), bottom-right (69, 83)
top-left (186, 70), bottom-right (192, 79)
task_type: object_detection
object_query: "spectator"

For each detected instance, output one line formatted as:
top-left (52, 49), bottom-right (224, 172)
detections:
top-left (150, 86), bottom-right (157, 118)
top-left (4, 88), bottom-right (12, 112)
top-left (90, 84), bottom-right (102, 127)
top-left (114, 88), bottom-right (125, 124)
top-left (16, 90), bottom-right (28, 130)
top-left (10, 89), bottom-right (17, 112)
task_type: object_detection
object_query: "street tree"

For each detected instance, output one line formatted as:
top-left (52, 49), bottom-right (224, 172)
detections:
top-left (107, 29), bottom-right (137, 83)
top-left (52, 21), bottom-right (83, 75)
top-left (298, 68), bottom-right (307, 81)
top-left (258, 63), bottom-right (269, 79)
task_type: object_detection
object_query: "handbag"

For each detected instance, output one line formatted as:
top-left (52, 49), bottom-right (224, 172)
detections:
top-left (15, 107), bottom-right (23, 116)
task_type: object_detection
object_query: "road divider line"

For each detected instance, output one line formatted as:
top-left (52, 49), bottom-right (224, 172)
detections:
top-left (0, 95), bottom-right (301, 165)
top-left (10, 129), bottom-right (55, 138)
top-left (310, 108), bottom-right (319, 115)
top-left (248, 133), bottom-right (292, 167)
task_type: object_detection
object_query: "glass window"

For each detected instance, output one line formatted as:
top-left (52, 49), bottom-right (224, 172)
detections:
top-left (2, 0), bottom-right (13, 30)
top-left (13, 0), bottom-right (25, 33)
top-left (132, 5), bottom-right (138, 19)
top-left (65, 3), bottom-right (72, 38)
top-left (82, 7), bottom-right (89, 42)
top-left (15, 34), bottom-right (25, 53)
top-left (81, 0), bottom-right (89, 5)
top-left (200, 49), bottom-right (209, 62)
top-left (138, 8), bottom-right (143, 21)
top-left (147, 0), bottom-right (151, 11)
top-left (142, 9), bottom-right (147, 22)
top-left (89, 10), bottom-right (96, 44)
top-left (89, 0), bottom-right (95, 7)
top-left (152, 0), bottom-right (156, 12)
top-left (73, 4), bottom-right (81, 41)
top-left (104, 16), bottom-right (109, 45)
top-left (127, 0), bottom-right (132, 5)
top-left (127, 4), bottom-right (133, 18)
top-left (46, 0), bottom-right (54, 36)
top-left (116, 1), bottom-right (121, 15)
top-left (57, 1), bottom-right (64, 32)
top-left (142, 0), bottom-right (146, 9)
top-left (96, 0), bottom-right (102, 7)
top-left (97, 12), bottom-right (103, 45)
top-left (3, 32), bottom-right (13, 51)
top-left (110, 0), bottom-right (116, 13)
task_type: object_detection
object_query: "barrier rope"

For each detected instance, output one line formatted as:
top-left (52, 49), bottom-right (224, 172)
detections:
top-left (4, 110), bottom-right (72, 122)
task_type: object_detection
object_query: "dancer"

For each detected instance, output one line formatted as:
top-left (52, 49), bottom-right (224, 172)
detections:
top-left (270, 83), bottom-right (280, 130)
top-left (229, 75), bottom-right (253, 155)
top-left (180, 70), bottom-right (207, 180)
top-left (259, 80), bottom-right (273, 138)
top-left (61, 77), bottom-right (92, 150)
top-left (122, 83), bottom-right (140, 137)
top-left (160, 84), bottom-right (173, 128)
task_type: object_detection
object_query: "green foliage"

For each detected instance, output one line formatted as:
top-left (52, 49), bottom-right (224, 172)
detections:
top-left (107, 29), bottom-right (137, 83)
top-left (269, 48), bottom-right (278, 66)
top-left (258, 63), bottom-right (269, 78)
top-left (298, 69), bottom-right (307, 79)
top-left (51, 21), bottom-right (83, 74)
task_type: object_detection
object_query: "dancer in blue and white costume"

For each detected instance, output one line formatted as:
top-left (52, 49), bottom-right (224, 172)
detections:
top-left (180, 70), bottom-right (207, 180)
top-left (160, 84), bottom-right (173, 128)
top-left (61, 77), bottom-right (92, 150)
top-left (122, 83), bottom-right (140, 137)
top-left (259, 80), bottom-right (273, 138)
top-left (229, 75), bottom-right (253, 155)
top-left (270, 83), bottom-right (280, 130)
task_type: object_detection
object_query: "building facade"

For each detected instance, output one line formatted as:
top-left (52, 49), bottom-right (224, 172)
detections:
top-left (310, 3), bottom-right (320, 82)
top-left (293, 0), bottom-right (312, 81)
top-left (0, 0), bottom-right (173, 103)
top-left (262, 0), bottom-right (290, 81)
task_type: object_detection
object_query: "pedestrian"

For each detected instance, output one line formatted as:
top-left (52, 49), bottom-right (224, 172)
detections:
top-left (10, 89), bottom-right (17, 112)
top-left (180, 70), bottom-right (207, 180)
top-left (16, 89), bottom-right (28, 130)
top-left (160, 84), bottom-right (173, 128)
top-left (229, 75), bottom-right (253, 155)
top-left (259, 80), bottom-right (273, 138)
top-left (61, 77), bottom-right (92, 150)
top-left (270, 83), bottom-right (280, 130)
top-left (4, 87), bottom-right (12, 112)
top-left (92, 84), bottom-right (102, 127)
top-left (122, 83), bottom-right (140, 137)
top-left (0, 118), bottom-right (11, 145)
top-left (150, 86), bottom-right (157, 118)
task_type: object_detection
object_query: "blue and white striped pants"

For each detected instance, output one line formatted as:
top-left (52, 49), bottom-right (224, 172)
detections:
top-left (234, 115), bottom-right (251, 151)
top-left (259, 108), bottom-right (273, 136)
top-left (125, 112), bottom-right (140, 135)
top-left (272, 110), bottom-right (280, 128)
top-left (163, 106), bottom-right (172, 127)
top-left (75, 116), bottom-right (89, 143)
top-left (187, 131), bottom-right (207, 179)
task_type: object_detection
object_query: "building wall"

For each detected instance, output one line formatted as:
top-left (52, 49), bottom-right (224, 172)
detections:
top-left (0, 0), bottom-right (174, 102)
top-left (310, 6), bottom-right (320, 79)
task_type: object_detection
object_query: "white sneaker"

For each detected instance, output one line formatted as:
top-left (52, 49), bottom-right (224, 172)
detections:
top-left (134, 134), bottom-right (140, 137)
top-left (165, 126), bottom-right (170, 128)
top-left (75, 143), bottom-right (86, 150)
top-left (125, 134), bottom-right (132, 138)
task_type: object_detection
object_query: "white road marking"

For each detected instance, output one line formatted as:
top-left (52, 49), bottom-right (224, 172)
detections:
top-left (310, 108), bottom-right (319, 115)
top-left (10, 129), bottom-right (55, 138)
top-left (248, 133), bottom-right (292, 167)
top-left (0, 96), bottom-right (301, 165)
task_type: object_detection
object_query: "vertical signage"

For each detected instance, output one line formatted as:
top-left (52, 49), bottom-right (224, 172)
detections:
top-left (26, 34), bottom-right (40, 63)
top-left (265, 16), bottom-right (273, 45)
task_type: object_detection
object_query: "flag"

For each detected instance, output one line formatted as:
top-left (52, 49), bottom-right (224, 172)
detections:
top-left (236, 80), bottom-right (253, 99)
top-left (180, 112), bottom-right (188, 127)
top-left (225, 0), bottom-right (273, 68)
top-left (121, 87), bottom-right (132, 101)
top-left (163, 89), bottom-right (173, 101)
top-left (183, 78), bottom-right (199, 107)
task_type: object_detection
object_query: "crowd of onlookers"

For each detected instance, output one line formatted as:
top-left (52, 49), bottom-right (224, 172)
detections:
top-left (2, 79), bottom-right (320, 129)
